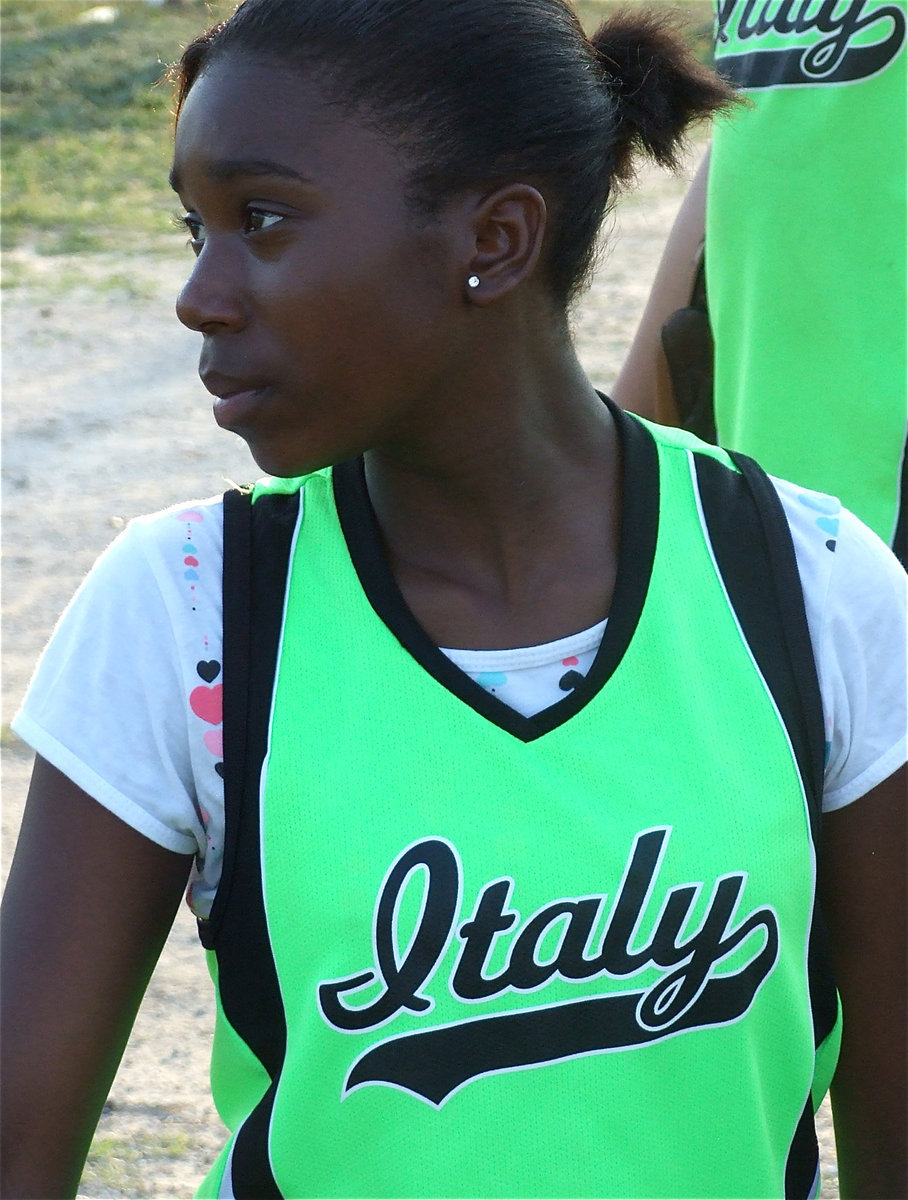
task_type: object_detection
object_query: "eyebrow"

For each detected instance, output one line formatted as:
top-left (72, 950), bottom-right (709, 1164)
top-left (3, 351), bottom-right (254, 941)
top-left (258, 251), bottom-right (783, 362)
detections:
top-left (169, 158), bottom-right (315, 194)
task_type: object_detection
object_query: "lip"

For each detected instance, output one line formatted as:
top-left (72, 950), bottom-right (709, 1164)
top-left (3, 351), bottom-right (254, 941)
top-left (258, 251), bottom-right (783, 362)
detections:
top-left (200, 371), bottom-right (271, 428)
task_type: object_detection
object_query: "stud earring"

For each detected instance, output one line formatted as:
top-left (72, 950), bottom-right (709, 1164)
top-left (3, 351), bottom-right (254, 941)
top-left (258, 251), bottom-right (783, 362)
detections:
top-left (467, 275), bottom-right (480, 289)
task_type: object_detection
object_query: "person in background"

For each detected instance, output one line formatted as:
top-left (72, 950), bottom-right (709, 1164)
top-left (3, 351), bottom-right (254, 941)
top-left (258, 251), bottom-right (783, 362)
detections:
top-left (614, 0), bottom-right (907, 565)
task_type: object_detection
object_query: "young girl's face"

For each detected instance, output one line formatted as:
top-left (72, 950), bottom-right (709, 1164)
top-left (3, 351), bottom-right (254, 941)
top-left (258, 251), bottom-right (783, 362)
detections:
top-left (172, 57), bottom-right (467, 477)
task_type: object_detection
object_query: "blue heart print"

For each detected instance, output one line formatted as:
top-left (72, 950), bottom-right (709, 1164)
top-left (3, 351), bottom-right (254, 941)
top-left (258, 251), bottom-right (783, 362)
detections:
top-left (816, 517), bottom-right (839, 537)
top-left (797, 491), bottom-right (841, 551)
top-left (796, 492), bottom-right (840, 516)
top-left (477, 672), bottom-right (508, 692)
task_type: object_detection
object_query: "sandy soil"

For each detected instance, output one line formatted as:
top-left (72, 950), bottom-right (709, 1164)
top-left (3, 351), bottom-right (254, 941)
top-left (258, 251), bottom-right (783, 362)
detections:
top-left (1, 147), bottom-right (840, 1197)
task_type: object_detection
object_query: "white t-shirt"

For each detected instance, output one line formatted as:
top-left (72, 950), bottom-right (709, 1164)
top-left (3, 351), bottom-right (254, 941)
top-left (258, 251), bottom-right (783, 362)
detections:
top-left (13, 478), bottom-right (907, 919)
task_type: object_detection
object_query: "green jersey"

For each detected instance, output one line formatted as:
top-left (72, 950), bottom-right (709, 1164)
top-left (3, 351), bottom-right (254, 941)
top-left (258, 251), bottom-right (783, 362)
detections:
top-left (707, 0), bottom-right (907, 546)
top-left (197, 408), bottom-right (839, 1198)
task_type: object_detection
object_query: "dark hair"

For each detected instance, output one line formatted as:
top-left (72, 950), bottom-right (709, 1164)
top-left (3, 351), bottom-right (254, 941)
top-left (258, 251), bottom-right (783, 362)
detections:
top-left (174, 0), bottom-right (734, 305)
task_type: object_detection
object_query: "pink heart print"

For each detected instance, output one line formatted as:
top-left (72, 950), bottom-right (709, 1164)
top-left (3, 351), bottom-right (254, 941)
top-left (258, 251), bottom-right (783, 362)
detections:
top-left (203, 729), bottom-right (224, 757)
top-left (190, 684), bottom-right (223, 725)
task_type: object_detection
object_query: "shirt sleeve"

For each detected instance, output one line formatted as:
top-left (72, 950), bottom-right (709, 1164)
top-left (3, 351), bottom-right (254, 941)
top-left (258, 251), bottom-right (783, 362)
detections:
top-left (11, 498), bottom-right (227, 862)
top-left (775, 478), bottom-right (908, 811)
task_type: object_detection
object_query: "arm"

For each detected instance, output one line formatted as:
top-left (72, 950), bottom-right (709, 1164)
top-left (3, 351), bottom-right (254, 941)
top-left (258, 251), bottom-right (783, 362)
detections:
top-left (611, 146), bottom-right (710, 425)
top-left (1, 756), bottom-right (193, 1199)
top-left (819, 764), bottom-right (908, 1199)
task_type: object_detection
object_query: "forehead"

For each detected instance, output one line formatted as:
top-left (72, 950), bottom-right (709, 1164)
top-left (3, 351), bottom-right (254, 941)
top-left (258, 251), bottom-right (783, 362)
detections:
top-left (171, 57), bottom-right (408, 196)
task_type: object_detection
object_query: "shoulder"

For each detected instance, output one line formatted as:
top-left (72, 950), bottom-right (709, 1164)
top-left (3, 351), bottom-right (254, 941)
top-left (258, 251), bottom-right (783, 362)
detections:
top-left (118, 494), bottom-right (226, 569)
top-left (11, 495), bottom-right (232, 867)
top-left (771, 476), bottom-right (906, 615)
top-left (21, 491), bottom-right (231, 699)
top-left (72, 494), bottom-right (228, 617)
top-left (772, 477), bottom-right (907, 810)
top-left (649, 438), bottom-right (906, 811)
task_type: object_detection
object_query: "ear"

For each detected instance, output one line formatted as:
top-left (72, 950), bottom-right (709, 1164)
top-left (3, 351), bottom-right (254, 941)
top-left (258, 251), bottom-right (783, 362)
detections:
top-left (464, 183), bottom-right (547, 306)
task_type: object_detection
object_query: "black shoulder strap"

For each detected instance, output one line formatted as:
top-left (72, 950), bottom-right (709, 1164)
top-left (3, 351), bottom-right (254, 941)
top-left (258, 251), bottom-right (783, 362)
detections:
top-left (693, 450), bottom-right (826, 841)
top-left (199, 486), bottom-right (302, 951)
top-left (196, 487), bottom-right (253, 949)
top-left (198, 486), bottom-right (300, 1198)
top-left (695, 449), bottom-right (837, 1199)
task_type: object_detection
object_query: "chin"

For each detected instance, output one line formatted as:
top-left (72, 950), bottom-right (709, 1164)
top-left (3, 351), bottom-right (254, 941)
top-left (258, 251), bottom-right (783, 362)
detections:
top-left (242, 434), bottom-right (338, 481)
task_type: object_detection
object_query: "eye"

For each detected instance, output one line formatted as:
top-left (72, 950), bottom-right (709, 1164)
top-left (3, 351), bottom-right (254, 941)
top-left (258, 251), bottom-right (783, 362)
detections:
top-left (245, 208), bottom-right (284, 234)
top-left (174, 211), bottom-right (206, 255)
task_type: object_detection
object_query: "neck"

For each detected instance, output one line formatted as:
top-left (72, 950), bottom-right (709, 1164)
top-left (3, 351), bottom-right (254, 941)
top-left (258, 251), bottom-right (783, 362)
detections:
top-left (362, 348), bottom-right (623, 649)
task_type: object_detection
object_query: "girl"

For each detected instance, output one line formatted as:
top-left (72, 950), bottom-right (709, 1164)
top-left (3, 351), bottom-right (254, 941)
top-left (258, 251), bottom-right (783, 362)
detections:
top-left (2, 1), bottom-right (905, 1197)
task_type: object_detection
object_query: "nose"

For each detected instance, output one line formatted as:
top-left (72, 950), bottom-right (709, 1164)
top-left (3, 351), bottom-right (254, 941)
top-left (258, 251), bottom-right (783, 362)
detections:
top-left (175, 239), bottom-right (248, 333)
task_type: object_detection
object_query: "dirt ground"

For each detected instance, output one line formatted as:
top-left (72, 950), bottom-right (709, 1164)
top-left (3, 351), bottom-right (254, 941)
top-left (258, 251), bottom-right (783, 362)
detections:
top-left (1, 146), bottom-right (840, 1197)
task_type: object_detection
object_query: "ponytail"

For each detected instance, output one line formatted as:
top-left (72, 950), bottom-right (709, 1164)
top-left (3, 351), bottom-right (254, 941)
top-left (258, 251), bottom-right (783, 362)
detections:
top-left (591, 7), bottom-right (738, 185)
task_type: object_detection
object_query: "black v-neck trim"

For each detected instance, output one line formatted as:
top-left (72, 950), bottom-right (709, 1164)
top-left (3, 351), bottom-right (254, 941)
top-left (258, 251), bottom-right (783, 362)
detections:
top-left (332, 396), bottom-right (659, 742)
